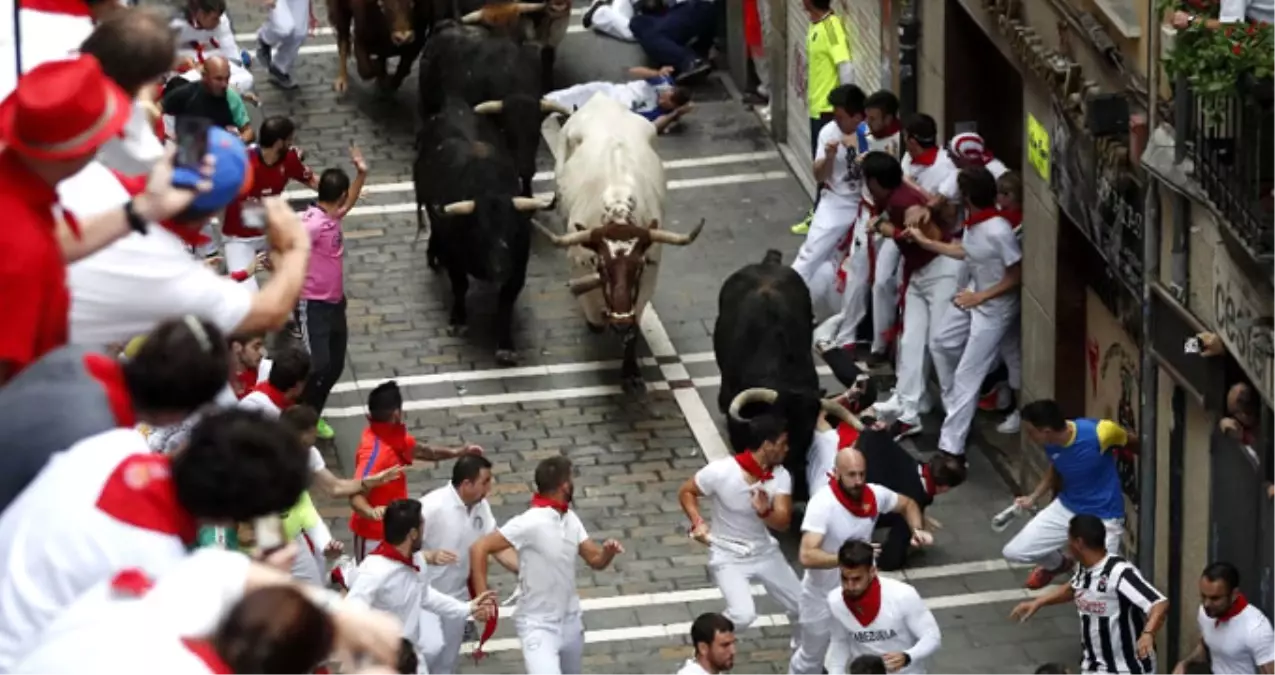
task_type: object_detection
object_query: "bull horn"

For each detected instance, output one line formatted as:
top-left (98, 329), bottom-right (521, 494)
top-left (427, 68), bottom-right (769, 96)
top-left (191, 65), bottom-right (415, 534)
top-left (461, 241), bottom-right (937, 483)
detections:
top-left (512, 196), bottom-right (553, 212)
top-left (474, 100), bottom-right (504, 114)
top-left (532, 219), bottom-right (593, 247)
top-left (727, 387), bottom-right (779, 423)
top-left (540, 99), bottom-right (573, 116)
top-left (460, 9), bottom-right (484, 23)
top-left (820, 397), bottom-right (861, 430)
top-left (441, 200), bottom-right (476, 216)
top-left (566, 273), bottom-right (603, 296)
top-left (648, 217), bottom-right (706, 246)
top-left (516, 2), bottom-right (546, 11)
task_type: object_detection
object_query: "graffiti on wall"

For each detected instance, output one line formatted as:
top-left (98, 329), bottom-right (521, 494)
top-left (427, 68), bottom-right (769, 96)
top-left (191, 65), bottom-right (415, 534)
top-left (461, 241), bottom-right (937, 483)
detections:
top-left (1086, 290), bottom-right (1141, 549)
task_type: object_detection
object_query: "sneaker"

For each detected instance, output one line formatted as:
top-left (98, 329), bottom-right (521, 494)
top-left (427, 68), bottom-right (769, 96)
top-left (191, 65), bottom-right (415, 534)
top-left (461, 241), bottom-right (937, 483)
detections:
top-left (674, 58), bottom-right (712, 84)
top-left (316, 418), bottom-right (335, 440)
top-left (791, 211), bottom-right (813, 235)
top-left (978, 382), bottom-right (1014, 411)
top-left (581, 0), bottom-right (610, 29)
top-left (1025, 559), bottom-right (1074, 590)
top-left (996, 410), bottom-right (1021, 434)
top-left (269, 67), bottom-right (299, 90)
top-left (891, 419), bottom-right (922, 440)
top-left (255, 42), bottom-right (273, 71)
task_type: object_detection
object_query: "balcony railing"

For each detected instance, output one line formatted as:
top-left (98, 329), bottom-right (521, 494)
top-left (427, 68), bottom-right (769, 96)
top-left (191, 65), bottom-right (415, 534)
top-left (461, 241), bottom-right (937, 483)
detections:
top-left (1186, 76), bottom-right (1275, 263)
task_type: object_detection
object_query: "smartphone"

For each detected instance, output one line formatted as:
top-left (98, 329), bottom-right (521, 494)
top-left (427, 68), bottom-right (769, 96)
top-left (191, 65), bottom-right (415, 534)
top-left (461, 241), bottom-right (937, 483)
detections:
top-left (172, 116), bottom-right (211, 189)
top-left (1184, 337), bottom-right (1201, 354)
top-left (253, 514), bottom-right (286, 556)
top-left (240, 198), bottom-right (266, 231)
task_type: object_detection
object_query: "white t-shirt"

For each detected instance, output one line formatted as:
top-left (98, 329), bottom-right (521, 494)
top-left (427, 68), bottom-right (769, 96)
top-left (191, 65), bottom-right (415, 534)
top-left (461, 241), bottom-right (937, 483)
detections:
top-left (676, 659), bottom-right (712, 675)
top-left (693, 457), bottom-right (792, 562)
top-left (815, 120), bottom-right (866, 202)
top-left (960, 212), bottom-right (1022, 319)
top-left (0, 430), bottom-right (196, 670)
top-left (1197, 603), bottom-right (1275, 674)
top-left (62, 163), bottom-right (252, 348)
top-left (801, 484), bottom-right (899, 597)
top-left (499, 507), bottom-right (589, 621)
top-left (807, 428), bottom-right (840, 494)
top-left (419, 484), bottom-right (497, 599)
top-left (1220, 0), bottom-right (1274, 23)
top-left (936, 157), bottom-right (1009, 201)
top-left (825, 577), bottom-right (941, 674)
top-left (345, 551), bottom-right (471, 661)
top-left (901, 150), bottom-right (959, 196)
top-left (233, 394), bottom-right (326, 472)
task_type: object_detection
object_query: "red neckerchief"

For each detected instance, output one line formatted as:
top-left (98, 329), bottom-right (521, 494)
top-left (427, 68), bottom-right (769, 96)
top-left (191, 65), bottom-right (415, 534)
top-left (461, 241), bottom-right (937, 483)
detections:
top-left (1000, 208), bottom-right (1023, 228)
top-left (467, 578), bottom-right (500, 664)
top-left (828, 476), bottom-right (878, 518)
top-left (530, 494), bottom-right (570, 513)
top-left (964, 207), bottom-right (1001, 229)
top-left (83, 353), bottom-right (136, 427)
top-left (109, 569), bottom-right (155, 598)
top-left (110, 170), bottom-right (212, 247)
top-left (910, 146), bottom-right (939, 166)
top-left (367, 420), bottom-right (416, 463)
top-left (369, 542), bottom-right (420, 571)
top-left (877, 120), bottom-right (903, 138)
top-left (19, 0), bottom-right (92, 14)
top-left (1216, 593), bottom-right (1249, 626)
top-left (180, 638), bottom-right (233, 674)
top-left (95, 454), bottom-right (198, 545)
top-left (844, 577), bottom-right (883, 625)
top-left (919, 464), bottom-right (936, 497)
top-left (836, 421), bottom-right (860, 450)
top-left (231, 368), bottom-right (257, 400)
top-left (252, 381), bottom-right (293, 410)
top-left (734, 451), bottom-right (774, 482)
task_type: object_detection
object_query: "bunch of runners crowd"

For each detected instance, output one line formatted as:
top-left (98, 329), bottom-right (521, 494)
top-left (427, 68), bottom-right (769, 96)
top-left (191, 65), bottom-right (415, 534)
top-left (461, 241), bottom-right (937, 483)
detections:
top-left (0, 0), bottom-right (1272, 673)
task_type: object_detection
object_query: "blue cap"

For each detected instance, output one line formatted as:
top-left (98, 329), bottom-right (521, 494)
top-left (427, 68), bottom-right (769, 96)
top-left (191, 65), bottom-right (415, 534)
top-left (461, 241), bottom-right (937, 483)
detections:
top-left (185, 126), bottom-right (250, 214)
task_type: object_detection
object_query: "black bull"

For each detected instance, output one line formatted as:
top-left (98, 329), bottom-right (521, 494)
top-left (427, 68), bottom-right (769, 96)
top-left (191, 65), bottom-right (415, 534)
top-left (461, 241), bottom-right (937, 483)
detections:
top-left (418, 22), bottom-right (571, 199)
top-left (413, 96), bottom-right (550, 365)
top-left (714, 250), bottom-right (855, 500)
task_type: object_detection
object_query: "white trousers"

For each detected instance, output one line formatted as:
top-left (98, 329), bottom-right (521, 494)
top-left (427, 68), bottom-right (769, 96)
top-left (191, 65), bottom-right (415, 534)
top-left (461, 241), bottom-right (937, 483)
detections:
top-left (891, 257), bottom-right (961, 424)
top-left (224, 235), bottom-right (267, 292)
top-left (792, 196), bottom-right (859, 311)
top-left (545, 82), bottom-right (623, 113)
top-left (828, 212), bottom-right (901, 352)
top-left (1002, 499), bottom-right (1125, 571)
top-left (930, 298), bottom-right (1022, 455)
top-left (711, 549), bottom-right (802, 631)
top-left (789, 582), bottom-right (840, 674)
top-left (420, 609), bottom-right (466, 675)
top-left (259, 0), bottom-right (312, 74)
top-left (290, 520), bottom-right (334, 585)
top-left (589, 0), bottom-right (636, 41)
top-left (516, 614), bottom-right (585, 675)
top-left (174, 54), bottom-right (255, 92)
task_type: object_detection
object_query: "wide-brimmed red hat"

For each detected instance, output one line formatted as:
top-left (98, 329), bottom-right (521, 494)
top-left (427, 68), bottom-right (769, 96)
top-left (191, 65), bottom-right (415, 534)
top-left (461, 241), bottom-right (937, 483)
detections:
top-left (0, 55), bottom-right (133, 161)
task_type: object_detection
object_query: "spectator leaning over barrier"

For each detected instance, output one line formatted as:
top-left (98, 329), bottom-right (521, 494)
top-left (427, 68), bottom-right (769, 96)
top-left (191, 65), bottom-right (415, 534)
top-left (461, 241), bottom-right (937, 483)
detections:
top-left (0, 55), bottom-right (214, 386)
top-left (0, 316), bottom-right (231, 513)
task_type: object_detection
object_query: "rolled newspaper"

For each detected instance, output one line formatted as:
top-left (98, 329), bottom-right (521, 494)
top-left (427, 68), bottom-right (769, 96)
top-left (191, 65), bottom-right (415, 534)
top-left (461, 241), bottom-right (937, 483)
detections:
top-left (991, 503), bottom-right (1032, 532)
top-left (679, 526), bottom-right (757, 557)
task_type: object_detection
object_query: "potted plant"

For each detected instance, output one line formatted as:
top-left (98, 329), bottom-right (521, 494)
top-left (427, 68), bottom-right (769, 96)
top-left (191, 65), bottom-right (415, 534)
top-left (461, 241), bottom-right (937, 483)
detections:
top-left (1159, 0), bottom-right (1274, 122)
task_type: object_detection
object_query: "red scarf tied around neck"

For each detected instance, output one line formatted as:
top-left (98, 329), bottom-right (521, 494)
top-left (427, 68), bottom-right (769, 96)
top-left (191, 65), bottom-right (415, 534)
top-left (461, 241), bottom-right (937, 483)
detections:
top-left (252, 381), bottom-right (293, 410)
top-left (530, 494), bottom-right (570, 513)
top-left (844, 576), bottom-right (883, 625)
top-left (369, 542), bottom-right (420, 571)
top-left (734, 452), bottom-right (774, 481)
top-left (1216, 593), bottom-right (1249, 626)
top-left (828, 475), bottom-right (878, 519)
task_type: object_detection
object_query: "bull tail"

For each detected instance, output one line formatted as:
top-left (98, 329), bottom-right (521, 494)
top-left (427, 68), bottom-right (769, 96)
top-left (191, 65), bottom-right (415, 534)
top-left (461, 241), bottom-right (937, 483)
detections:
top-left (762, 249), bottom-right (782, 265)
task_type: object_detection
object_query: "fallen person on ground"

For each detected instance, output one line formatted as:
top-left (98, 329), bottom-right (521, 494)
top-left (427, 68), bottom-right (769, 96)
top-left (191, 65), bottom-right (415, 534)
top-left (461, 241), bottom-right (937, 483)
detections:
top-left (543, 65), bottom-right (694, 134)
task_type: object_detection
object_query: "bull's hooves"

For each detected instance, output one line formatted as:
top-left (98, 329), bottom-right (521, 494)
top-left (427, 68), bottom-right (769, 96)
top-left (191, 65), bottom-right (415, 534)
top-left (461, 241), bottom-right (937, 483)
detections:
top-left (495, 350), bottom-right (519, 366)
top-left (447, 324), bottom-right (469, 337)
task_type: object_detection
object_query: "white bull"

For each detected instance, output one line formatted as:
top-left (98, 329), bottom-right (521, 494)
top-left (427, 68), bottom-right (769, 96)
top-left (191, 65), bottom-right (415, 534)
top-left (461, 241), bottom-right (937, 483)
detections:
top-left (533, 94), bottom-right (704, 389)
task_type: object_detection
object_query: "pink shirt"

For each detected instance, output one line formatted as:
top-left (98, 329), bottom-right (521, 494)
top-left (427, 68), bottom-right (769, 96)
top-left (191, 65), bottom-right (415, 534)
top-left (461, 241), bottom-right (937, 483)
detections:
top-left (301, 205), bottom-right (345, 302)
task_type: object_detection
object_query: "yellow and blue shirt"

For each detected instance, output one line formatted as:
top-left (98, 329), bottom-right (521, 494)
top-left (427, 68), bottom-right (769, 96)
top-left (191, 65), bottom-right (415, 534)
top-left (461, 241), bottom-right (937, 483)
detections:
top-left (806, 12), bottom-right (852, 119)
top-left (1045, 418), bottom-right (1129, 520)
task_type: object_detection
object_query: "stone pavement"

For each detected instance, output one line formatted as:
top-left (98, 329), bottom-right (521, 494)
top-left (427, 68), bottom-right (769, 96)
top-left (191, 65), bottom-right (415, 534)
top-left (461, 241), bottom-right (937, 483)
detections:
top-left (215, 2), bottom-right (1083, 670)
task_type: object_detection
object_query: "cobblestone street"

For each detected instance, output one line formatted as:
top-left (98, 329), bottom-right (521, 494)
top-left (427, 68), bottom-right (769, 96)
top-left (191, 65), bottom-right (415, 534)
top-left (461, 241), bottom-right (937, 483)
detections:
top-left (220, 2), bottom-right (1082, 669)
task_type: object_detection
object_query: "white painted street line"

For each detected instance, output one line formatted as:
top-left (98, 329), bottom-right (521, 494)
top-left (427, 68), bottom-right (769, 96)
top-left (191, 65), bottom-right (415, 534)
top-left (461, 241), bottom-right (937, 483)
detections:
top-left (231, 7), bottom-right (587, 42)
top-left (460, 586), bottom-right (1048, 654)
top-left (281, 151), bottom-right (781, 201)
top-left (339, 171), bottom-right (789, 218)
top-left (323, 382), bottom-right (674, 418)
top-left (641, 308), bottom-right (730, 462)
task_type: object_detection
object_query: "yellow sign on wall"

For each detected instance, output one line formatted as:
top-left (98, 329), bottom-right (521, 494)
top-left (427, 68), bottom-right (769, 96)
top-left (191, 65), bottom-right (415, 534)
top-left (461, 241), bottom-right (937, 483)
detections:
top-left (1026, 114), bottom-right (1050, 181)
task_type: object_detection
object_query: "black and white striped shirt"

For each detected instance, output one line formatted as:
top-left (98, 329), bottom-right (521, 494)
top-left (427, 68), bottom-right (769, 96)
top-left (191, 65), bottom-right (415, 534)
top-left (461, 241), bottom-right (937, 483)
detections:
top-left (1069, 555), bottom-right (1166, 674)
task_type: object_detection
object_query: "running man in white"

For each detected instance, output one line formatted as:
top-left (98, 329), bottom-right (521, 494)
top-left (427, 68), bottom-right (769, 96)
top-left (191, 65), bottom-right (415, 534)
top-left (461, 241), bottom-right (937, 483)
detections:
top-left (677, 410), bottom-right (803, 632)
top-left (171, 0), bottom-right (253, 92)
top-left (827, 540), bottom-right (942, 674)
top-left (677, 612), bottom-right (737, 675)
top-left (906, 166), bottom-right (1022, 461)
top-left (470, 456), bottom-right (624, 675)
top-left (256, 0), bottom-right (312, 88)
top-left (790, 448), bottom-right (931, 674)
top-left (418, 454), bottom-right (520, 675)
top-left (790, 84), bottom-right (868, 314)
top-left (344, 499), bottom-right (497, 674)
top-left (1175, 562), bottom-right (1274, 674)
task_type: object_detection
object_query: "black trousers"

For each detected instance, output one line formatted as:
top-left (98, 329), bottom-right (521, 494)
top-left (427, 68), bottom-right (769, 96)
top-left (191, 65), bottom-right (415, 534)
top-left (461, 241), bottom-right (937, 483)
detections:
top-left (295, 297), bottom-right (348, 414)
top-left (876, 512), bottom-right (914, 571)
top-left (810, 112), bottom-right (835, 207)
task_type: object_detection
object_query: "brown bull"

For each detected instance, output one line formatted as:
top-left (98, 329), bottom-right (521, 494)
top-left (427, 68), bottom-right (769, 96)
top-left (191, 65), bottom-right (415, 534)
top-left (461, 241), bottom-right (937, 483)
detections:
top-left (328, 0), bottom-right (433, 93)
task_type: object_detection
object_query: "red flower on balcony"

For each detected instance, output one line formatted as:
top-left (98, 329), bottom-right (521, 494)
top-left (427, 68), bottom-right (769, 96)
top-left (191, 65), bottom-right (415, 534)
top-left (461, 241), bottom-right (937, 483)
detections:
top-left (1233, 42), bottom-right (1244, 54)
